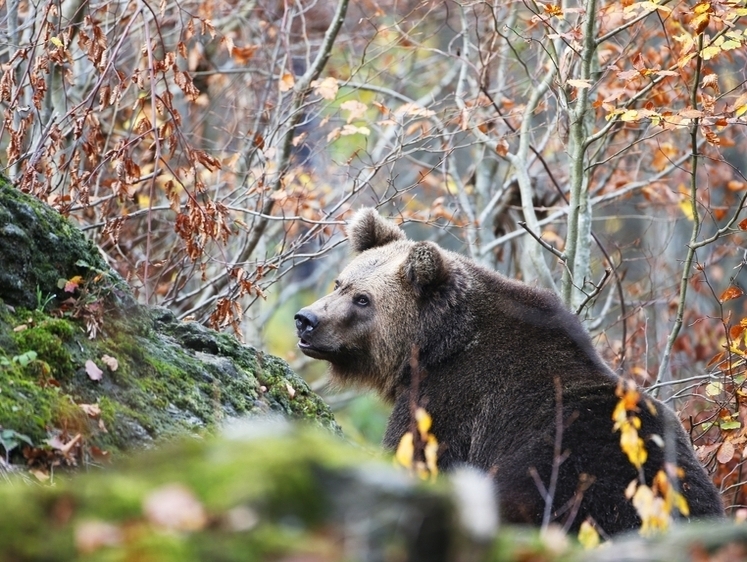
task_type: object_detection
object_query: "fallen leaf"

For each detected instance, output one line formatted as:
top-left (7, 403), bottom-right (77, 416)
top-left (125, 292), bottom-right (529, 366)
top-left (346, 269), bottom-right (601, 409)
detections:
top-left (85, 360), bottom-right (103, 381)
top-left (224, 506), bottom-right (259, 532)
top-left (90, 446), bottom-right (110, 461)
top-left (75, 520), bottom-right (122, 554)
top-left (48, 433), bottom-right (82, 456)
top-left (143, 483), bottom-right (207, 532)
top-left (64, 275), bottom-right (84, 293)
top-left (285, 383), bottom-right (296, 399)
top-left (79, 403), bottom-right (101, 417)
top-left (30, 468), bottom-right (50, 482)
top-left (101, 355), bottom-right (118, 371)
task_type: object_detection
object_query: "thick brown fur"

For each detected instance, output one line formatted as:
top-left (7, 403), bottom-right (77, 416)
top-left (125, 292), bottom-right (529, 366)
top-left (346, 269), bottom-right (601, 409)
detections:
top-left (295, 208), bottom-right (724, 535)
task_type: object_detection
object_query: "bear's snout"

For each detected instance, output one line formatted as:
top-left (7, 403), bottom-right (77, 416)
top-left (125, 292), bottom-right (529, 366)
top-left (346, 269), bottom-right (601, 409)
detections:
top-left (295, 309), bottom-right (319, 336)
top-left (295, 308), bottom-right (331, 359)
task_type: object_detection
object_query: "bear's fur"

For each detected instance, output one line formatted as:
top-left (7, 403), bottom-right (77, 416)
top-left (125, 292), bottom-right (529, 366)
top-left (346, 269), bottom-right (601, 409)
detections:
top-left (295, 208), bottom-right (724, 534)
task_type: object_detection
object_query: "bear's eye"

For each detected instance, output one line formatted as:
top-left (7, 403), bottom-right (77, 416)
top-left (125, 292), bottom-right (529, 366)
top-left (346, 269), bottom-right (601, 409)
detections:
top-left (353, 294), bottom-right (370, 307)
top-left (334, 280), bottom-right (341, 290)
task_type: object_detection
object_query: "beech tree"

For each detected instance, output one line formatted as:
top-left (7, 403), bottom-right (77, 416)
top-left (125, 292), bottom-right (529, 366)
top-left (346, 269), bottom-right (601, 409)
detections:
top-left (2, 0), bottom-right (747, 511)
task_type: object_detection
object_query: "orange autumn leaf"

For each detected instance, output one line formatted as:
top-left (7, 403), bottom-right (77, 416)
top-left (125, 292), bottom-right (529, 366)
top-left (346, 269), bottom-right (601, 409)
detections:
top-left (730, 325), bottom-right (745, 340)
top-left (720, 286), bottom-right (744, 303)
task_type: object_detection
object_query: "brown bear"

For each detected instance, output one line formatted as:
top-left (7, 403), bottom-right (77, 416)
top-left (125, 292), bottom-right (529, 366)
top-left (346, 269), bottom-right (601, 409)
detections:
top-left (294, 208), bottom-right (724, 535)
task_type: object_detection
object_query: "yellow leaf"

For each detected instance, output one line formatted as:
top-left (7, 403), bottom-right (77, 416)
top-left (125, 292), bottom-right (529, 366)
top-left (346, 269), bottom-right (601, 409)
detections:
top-left (705, 381), bottom-right (723, 396)
top-left (701, 45), bottom-right (721, 60)
top-left (674, 492), bottom-right (690, 517)
top-left (621, 109), bottom-right (639, 122)
top-left (50, 36), bottom-right (64, 48)
top-left (721, 39), bottom-right (741, 51)
top-left (424, 434), bottom-right (439, 479)
top-left (415, 407), bottom-right (432, 439)
top-left (395, 432), bottom-right (414, 469)
top-left (620, 420), bottom-right (648, 468)
top-left (578, 520), bottom-right (600, 549)
top-left (693, 2), bottom-right (711, 14)
top-left (632, 484), bottom-right (669, 535)
top-left (690, 12), bottom-right (710, 34)
top-left (679, 199), bottom-right (694, 221)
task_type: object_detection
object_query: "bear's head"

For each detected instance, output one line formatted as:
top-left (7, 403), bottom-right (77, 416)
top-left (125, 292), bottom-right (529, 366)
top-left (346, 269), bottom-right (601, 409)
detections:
top-left (295, 208), bottom-right (472, 401)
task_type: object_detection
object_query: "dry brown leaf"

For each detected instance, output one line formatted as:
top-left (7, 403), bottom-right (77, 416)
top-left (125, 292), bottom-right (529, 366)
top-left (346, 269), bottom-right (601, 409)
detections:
top-left (312, 76), bottom-right (338, 100)
top-left (101, 354), bottom-right (118, 372)
top-left (717, 440), bottom-right (735, 464)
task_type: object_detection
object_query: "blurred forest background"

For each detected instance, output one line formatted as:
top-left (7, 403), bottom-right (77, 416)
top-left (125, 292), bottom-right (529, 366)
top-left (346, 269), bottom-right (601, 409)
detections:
top-left (2, 0), bottom-right (747, 510)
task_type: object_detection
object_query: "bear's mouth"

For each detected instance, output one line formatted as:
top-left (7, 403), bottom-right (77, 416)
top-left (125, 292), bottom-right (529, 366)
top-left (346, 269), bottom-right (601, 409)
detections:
top-left (297, 338), bottom-right (332, 360)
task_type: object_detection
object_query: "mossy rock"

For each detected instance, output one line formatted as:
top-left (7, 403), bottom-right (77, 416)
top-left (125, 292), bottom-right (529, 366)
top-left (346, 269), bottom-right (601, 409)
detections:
top-left (0, 178), bottom-right (339, 466)
top-left (0, 425), bottom-right (458, 562)
top-left (0, 424), bottom-right (741, 562)
top-left (0, 176), bottom-right (119, 311)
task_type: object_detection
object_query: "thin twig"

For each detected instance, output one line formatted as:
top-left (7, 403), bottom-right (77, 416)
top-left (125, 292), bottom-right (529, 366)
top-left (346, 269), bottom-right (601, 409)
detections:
top-left (575, 268), bottom-right (612, 316)
top-left (517, 221), bottom-right (566, 261)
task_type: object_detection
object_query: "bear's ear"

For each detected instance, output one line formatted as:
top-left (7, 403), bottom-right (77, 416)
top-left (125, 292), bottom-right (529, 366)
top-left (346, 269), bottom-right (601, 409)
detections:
top-left (347, 208), bottom-right (406, 253)
top-left (404, 241), bottom-right (449, 293)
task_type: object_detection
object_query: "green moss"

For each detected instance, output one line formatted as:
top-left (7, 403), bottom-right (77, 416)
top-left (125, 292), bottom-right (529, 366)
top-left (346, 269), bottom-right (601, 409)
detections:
top-left (12, 318), bottom-right (78, 382)
top-left (0, 367), bottom-right (61, 446)
top-left (0, 427), bottom-right (470, 562)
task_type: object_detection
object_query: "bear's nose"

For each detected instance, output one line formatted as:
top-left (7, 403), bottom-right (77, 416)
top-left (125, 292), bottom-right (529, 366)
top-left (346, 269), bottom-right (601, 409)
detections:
top-left (295, 309), bottom-right (319, 334)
